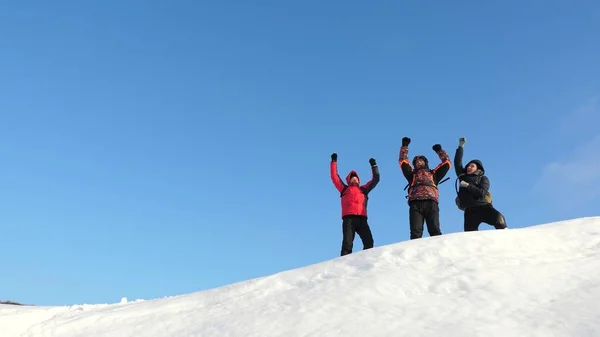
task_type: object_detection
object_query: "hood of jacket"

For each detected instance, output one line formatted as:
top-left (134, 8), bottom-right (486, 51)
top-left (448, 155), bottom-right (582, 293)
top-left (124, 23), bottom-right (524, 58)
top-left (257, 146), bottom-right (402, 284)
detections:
top-left (466, 159), bottom-right (485, 175)
top-left (346, 170), bottom-right (360, 185)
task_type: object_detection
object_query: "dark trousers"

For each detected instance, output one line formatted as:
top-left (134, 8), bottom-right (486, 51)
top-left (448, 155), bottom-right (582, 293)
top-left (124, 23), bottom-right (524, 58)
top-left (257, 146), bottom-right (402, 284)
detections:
top-left (409, 199), bottom-right (442, 239)
top-left (464, 204), bottom-right (507, 231)
top-left (341, 215), bottom-right (374, 256)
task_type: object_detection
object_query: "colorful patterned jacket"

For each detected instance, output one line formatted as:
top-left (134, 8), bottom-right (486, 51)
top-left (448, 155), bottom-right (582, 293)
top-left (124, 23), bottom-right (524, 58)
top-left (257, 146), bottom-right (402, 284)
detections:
top-left (399, 145), bottom-right (451, 204)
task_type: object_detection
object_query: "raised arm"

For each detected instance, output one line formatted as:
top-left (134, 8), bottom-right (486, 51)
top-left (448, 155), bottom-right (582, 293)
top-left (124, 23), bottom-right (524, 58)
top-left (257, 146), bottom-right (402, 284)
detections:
top-left (431, 144), bottom-right (452, 183)
top-left (398, 137), bottom-right (414, 183)
top-left (330, 153), bottom-right (345, 192)
top-left (361, 158), bottom-right (380, 194)
top-left (454, 137), bottom-right (466, 176)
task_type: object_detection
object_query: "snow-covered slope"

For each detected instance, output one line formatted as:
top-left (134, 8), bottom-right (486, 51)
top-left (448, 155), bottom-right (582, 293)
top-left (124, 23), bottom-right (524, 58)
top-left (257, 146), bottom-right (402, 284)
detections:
top-left (3, 217), bottom-right (600, 337)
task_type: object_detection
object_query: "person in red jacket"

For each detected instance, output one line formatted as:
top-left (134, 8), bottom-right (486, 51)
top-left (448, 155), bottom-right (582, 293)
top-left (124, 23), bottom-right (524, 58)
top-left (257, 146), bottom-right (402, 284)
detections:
top-left (330, 152), bottom-right (380, 256)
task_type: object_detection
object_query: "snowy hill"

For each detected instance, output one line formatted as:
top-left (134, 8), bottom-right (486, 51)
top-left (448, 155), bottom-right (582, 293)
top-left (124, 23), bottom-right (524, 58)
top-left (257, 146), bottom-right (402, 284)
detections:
top-left (3, 217), bottom-right (600, 337)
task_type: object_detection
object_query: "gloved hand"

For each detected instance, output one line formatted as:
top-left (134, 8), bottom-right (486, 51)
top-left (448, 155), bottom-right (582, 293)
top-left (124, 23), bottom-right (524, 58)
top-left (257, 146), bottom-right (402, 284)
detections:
top-left (459, 137), bottom-right (466, 147)
top-left (331, 153), bottom-right (337, 162)
top-left (460, 180), bottom-right (469, 188)
top-left (432, 144), bottom-right (442, 152)
top-left (369, 158), bottom-right (377, 166)
top-left (402, 137), bottom-right (411, 146)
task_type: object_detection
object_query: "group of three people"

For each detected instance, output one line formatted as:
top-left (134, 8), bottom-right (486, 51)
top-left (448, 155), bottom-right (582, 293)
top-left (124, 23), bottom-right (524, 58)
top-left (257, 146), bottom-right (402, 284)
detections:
top-left (330, 137), bottom-right (507, 256)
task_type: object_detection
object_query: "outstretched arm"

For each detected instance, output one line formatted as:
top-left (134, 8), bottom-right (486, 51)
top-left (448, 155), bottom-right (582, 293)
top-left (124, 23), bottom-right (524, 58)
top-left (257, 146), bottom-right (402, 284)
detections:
top-left (330, 153), bottom-right (345, 192)
top-left (454, 137), bottom-right (466, 176)
top-left (398, 137), bottom-right (413, 183)
top-left (461, 176), bottom-right (489, 198)
top-left (431, 144), bottom-right (452, 183)
top-left (361, 158), bottom-right (380, 193)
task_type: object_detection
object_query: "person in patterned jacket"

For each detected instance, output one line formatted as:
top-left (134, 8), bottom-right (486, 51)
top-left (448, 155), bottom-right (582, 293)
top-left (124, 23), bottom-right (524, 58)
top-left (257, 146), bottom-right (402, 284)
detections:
top-left (399, 137), bottom-right (451, 239)
top-left (330, 152), bottom-right (380, 256)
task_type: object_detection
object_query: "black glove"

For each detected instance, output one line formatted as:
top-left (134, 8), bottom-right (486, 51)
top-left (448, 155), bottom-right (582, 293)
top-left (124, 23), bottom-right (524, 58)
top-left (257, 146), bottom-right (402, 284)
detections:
top-left (402, 137), bottom-right (411, 146)
top-left (331, 153), bottom-right (337, 162)
top-left (369, 158), bottom-right (376, 166)
top-left (432, 144), bottom-right (442, 152)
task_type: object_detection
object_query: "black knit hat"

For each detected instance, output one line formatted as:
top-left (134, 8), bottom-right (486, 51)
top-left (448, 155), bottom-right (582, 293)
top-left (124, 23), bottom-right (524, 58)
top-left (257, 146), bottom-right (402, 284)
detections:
top-left (412, 155), bottom-right (429, 168)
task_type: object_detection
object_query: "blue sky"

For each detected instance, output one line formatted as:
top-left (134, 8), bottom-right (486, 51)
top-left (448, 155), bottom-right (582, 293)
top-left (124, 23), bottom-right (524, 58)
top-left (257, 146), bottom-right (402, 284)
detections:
top-left (1, 1), bottom-right (599, 306)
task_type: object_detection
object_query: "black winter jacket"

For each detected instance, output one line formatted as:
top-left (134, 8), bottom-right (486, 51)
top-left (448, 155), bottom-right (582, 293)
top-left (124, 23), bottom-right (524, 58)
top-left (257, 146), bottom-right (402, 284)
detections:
top-left (454, 146), bottom-right (491, 209)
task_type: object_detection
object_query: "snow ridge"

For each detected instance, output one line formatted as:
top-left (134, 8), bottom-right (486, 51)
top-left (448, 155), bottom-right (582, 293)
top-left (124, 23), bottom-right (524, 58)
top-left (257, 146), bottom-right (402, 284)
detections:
top-left (2, 216), bottom-right (600, 337)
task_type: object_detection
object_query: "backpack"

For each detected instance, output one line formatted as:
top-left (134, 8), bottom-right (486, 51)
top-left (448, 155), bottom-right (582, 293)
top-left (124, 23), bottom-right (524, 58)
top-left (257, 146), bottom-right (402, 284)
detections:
top-left (454, 173), bottom-right (492, 210)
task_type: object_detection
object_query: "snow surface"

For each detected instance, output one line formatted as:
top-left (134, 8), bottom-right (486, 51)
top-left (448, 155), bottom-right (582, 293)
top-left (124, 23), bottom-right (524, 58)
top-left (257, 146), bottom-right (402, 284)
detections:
top-left (3, 216), bottom-right (600, 337)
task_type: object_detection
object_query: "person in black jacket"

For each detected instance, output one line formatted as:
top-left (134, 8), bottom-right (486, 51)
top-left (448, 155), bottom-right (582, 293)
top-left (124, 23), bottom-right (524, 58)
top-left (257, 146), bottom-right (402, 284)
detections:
top-left (454, 137), bottom-right (507, 231)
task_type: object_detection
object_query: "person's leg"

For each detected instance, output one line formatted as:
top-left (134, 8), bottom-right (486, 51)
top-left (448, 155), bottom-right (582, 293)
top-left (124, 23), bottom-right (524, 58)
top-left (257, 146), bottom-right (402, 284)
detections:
top-left (355, 217), bottom-right (374, 250)
top-left (464, 207), bottom-right (482, 231)
top-left (341, 216), bottom-right (356, 256)
top-left (481, 205), bottom-right (507, 229)
top-left (409, 201), bottom-right (425, 239)
top-left (424, 200), bottom-right (442, 236)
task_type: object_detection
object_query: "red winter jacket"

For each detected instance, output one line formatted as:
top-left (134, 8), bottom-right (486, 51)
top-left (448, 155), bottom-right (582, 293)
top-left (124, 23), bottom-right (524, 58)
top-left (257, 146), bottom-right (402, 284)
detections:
top-left (330, 161), bottom-right (380, 218)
